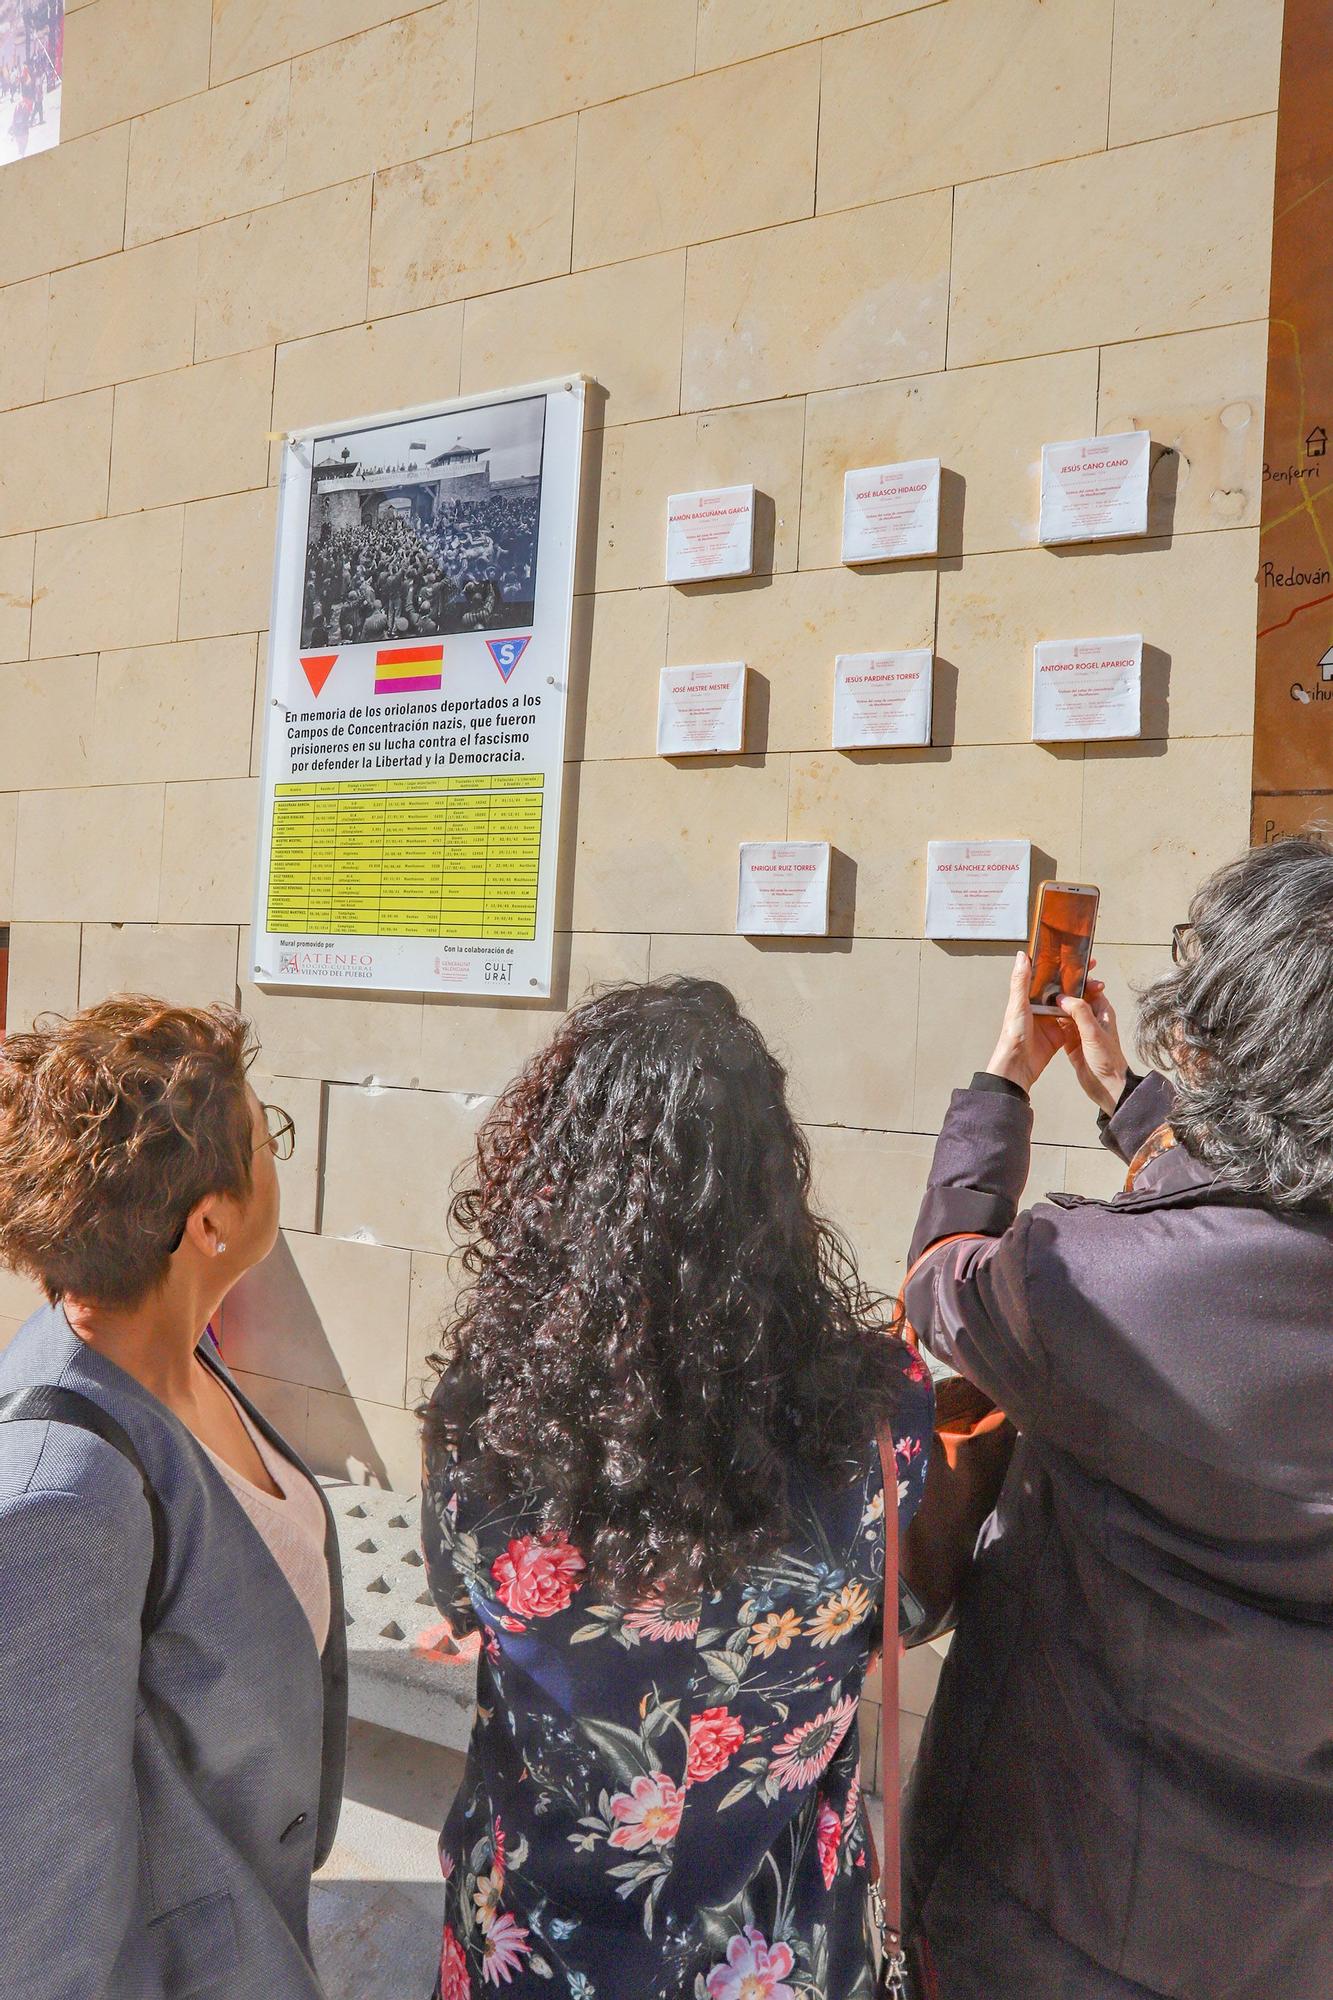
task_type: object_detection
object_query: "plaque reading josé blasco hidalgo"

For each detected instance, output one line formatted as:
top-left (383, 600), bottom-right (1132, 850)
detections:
top-left (1039, 431), bottom-right (1150, 544)
top-left (252, 377), bottom-right (587, 998)
top-left (841, 459), bottom-right (941, 563)
top-left (1031, 635), bottom-right (1143, 742)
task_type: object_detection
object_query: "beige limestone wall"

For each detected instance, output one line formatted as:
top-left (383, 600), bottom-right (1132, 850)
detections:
top-left (0, 0), bottom-right (1281, 1563)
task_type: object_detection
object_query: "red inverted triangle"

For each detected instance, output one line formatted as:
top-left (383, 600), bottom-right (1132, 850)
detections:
top-left (300, 652), bottom-right (338, 697)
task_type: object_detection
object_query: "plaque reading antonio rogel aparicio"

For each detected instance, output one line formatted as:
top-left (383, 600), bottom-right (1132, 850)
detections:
top-left (1031, 635), bottom-right (1143, 742)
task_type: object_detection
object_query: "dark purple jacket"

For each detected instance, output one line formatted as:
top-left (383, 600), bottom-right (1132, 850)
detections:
top-left (901, 1074), bottom-right (1333, 2000)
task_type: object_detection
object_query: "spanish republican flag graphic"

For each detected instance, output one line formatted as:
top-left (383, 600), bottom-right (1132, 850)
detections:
top-left (374, 644), bottom-right (444, 695)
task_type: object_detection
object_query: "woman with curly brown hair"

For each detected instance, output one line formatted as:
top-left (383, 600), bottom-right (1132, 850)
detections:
top-left (0, 996), bottom-right (345, 1999)
top-left (419, 977), bottom-right (933, 2000)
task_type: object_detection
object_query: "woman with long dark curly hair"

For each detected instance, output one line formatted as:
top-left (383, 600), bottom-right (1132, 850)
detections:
top-left (419, 977), bottom-right (933, 2000)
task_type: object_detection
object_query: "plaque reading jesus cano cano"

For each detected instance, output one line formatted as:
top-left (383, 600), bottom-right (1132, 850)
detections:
top-left (253, 378), bottom-right (586, 999)
top-left (1039, 431), bottom-right (1150, 545)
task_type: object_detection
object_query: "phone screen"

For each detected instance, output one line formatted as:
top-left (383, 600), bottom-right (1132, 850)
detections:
top-left (1029, 884), bottom-right (1099, 1013)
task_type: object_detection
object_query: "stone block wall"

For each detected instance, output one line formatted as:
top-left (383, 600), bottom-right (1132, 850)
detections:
top-left (0, 0), bottom-right (1283, 1552)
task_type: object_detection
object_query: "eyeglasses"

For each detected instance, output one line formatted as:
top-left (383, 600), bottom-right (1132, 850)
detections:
top-left (1171, 923), bottom-right (1194, 965)
top-left (166, 1104), bottom-right (296, 1252)
top-left (259, 1102), bottom-right (296, 1162)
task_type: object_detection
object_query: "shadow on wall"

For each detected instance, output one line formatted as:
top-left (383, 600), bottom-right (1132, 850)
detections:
top-left (219, 1232), bottom-right (393, 1487)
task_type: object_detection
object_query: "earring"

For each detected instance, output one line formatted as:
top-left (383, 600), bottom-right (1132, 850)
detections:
top-left (216, 1242), bottom-right (228, 1256)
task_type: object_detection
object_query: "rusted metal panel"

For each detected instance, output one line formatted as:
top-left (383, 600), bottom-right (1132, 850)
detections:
top-left (1252, 0), bottom-right (1333, 837)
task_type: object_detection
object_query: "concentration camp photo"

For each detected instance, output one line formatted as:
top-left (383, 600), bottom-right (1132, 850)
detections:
top-left (0, 4), bottom-right (1328, 2000)
top-left (299, 397), bottom-right (545, 649)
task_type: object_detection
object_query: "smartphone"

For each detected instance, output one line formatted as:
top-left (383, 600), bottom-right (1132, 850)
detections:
top-left (1028, 881), bottom-right (1100, 1015)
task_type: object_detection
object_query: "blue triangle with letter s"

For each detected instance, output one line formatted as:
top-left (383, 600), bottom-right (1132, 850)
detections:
top-left (486, 636), bottom-right (531, 682)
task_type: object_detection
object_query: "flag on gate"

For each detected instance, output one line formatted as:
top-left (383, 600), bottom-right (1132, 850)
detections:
top-left (374, 644), bottom-right (444, 694)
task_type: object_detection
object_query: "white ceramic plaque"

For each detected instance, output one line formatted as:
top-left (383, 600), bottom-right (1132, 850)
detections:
top-left (737, 841), bottom-right (831, 937)
top-left (1032, 635), bottom-right (1143, 742)
top-left (833, 651), bottom-right (933, 748)
top-left (1039, 431), bottom-right (1150, 544)
top-left (666, 484), bottom-right (756, 582)
top-left (842, 458), bottom-right (941, 564)
top-left (924, 839), bottom-right (1031, 941)
top-left (657, 662), bottom-right (748, 756)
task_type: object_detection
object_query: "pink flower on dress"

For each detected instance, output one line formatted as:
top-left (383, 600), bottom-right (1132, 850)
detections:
top-left (439, 1925), bottom-right (469, 2000)
top-left (768, 1694), bottom-right (857, 1794)
top-left (480, 1910), bottom-right (530, 1986)
top-left (606, 1772), bottom-right (685, 1850)
top-left (491, 1533), bottom-right (586, 1620)
top-left (816, 1798), bottom-right (841, 1889)
top-left (705, 1926), bottom-right (796, 2000)
top-left (493, 1817), bottom-right (506, 1883)
top-left (686, 1707), bottom-right (745, 1786)
top-left (623, 1595), bottom-right (700, 1642)
top-left (841, 1772), bottom-right (862, 1832)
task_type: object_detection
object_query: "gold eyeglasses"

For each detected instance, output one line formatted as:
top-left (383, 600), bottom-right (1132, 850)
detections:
top-left (258, 1103), bottom-right (296, 1161)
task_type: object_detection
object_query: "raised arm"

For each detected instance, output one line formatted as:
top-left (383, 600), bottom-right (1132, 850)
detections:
top-left (902, 952), bottom-right (1133, 1432)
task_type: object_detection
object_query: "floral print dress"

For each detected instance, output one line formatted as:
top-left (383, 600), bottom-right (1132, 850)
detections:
top-left (423, 1350), bottom-right (933, 2000)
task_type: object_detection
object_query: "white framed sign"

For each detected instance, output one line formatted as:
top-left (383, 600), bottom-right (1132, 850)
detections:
top-left (1032, 634), bottom-right (1143, 742)
top-left (842, 458), bottom-right (940, 564)
top-left (251, 376), bottom-right (586, 998)
top-left (657, 662), bottom-right (747, 756)
top-left (924, 839), bottom-right (1031, 941)
top-left (833, 651), bottom-right (933, 748)
top-left (666, 484), bottom-right (755, 583)
top-left (737, 842), bottom-right (831, 936)
top-left (1038, 431), bottom-right (1150, 544)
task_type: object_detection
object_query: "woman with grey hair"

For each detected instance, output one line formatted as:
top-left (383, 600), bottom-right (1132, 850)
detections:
top-left (899, 835), bottom-right (1333, 2000)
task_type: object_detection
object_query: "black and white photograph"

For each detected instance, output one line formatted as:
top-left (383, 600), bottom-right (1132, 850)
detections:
top-left (299, 395), bottom-right (546, 649)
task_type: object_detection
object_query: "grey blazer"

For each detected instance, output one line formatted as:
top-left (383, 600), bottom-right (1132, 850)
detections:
top-left (0, 1304), bottom-right (347, 1999)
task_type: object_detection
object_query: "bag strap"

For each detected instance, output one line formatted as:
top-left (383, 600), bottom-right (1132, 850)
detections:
top-left (1124, 1122), bottom-right (1177, 1190)
top-left (0, 1386), bottom-right (166, 1637)
top-left (896, 1231), bottom-right (991, 1354)
top-left (876, 1423), bottom-right (903, 1960)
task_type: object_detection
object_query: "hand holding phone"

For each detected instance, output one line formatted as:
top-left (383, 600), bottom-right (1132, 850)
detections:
top-left (1028, 882), bottom-right (1100, 1014)
top-left (1059, 975), bottom-right (1131, 1114)
top-left (984, 881), bottom-right (1102, 1094)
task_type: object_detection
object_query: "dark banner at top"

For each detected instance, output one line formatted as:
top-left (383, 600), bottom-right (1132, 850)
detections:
top-left (0, 0), bottom-right (62, 169)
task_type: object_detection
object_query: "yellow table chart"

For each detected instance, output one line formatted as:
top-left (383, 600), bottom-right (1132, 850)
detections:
top-left (265, 774), bottom-right (544, 940)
